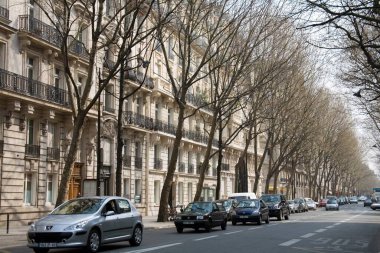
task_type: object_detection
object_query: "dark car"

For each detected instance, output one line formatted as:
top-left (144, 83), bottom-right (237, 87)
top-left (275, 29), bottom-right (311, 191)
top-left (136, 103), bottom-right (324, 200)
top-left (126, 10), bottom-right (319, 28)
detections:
top-left (364, 198), bottom-right (372, 207)
top-left (231, 199), bottom-right (269, 225)
top-left (174, 201), bottom-right (227, 233)
top-left (260, 194), bottom-right (290, 221)
top-left (215, 199), bottom-right (237, 221)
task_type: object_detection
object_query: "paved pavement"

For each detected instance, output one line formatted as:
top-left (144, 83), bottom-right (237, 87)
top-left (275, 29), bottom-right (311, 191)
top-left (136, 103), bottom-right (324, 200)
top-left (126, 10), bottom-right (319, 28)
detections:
top-left (0, 215), bottom-right (174, 249)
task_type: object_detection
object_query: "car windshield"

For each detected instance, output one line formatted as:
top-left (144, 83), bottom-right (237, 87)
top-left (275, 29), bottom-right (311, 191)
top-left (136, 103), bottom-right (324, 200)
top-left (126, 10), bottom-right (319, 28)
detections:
top-left (237, 200), bottom-right (258, 208)
top-left (184, 202), bottom-right (212, 213)
top-left (306, 200), bottom-right (314, 204)
top-left (327, 199), bottom-right (337, 204)
top-left (52, 198), bottom-right (104, 215)
top-left (261, 195), bottom-right (281, 203)
top-left (288, 200), bottom-right (294, 204)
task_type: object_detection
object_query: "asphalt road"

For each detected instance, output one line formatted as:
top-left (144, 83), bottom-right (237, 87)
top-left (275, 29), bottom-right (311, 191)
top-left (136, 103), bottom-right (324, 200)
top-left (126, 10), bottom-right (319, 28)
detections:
top-left (3, 203), bottom-right (380, 253)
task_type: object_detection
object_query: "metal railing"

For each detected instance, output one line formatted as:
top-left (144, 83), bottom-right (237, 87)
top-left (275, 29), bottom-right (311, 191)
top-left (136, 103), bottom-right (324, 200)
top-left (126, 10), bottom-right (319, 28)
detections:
top-left (0, 6), bottom-right (9, 20)
top-left (124, 111), bottom-right (154, 130)
top-left (1, 210), bottom-right (51, 234)
top-left (47, 147), bottom-right (60, 160)
top-left (154, 119), bottom-right (176, 135)
top-left (25, 144), bottom-right (40, 158)
top-left (0, 68), bottom-right (70, 106)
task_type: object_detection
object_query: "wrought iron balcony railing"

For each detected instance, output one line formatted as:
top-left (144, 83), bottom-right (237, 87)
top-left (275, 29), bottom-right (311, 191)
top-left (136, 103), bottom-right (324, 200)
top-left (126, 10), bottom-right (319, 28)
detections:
top-left (154, 158), bottom-right (163, 170)
top-left (0, 6), bottom-right (9, 20)
top-left (154, 119), bottom-right (176, 135)
top-left (47, 147), bottom-right (60, 160)
top-left (0, 140), bottom-right (3, 156)
top-left (25, 144), bottom-right (40, 158)
top-left (135, 156), bottom-right (143, 170)
top-left (126, 70), bottom-right (154, 89)
top-left (185, 92), bottom-right (212, 112)
top-left (183, 129), bottom-right (208, 144)
top-left (123, 111), bottom-right (154, 130)
top-left (18, 15), bottom-right (89, 59)
top-left (0, 68), bottom-right (70, 106)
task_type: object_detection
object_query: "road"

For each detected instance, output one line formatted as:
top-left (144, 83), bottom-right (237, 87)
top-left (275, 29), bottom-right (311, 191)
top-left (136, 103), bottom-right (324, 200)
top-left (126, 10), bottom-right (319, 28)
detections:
top-left (2, 203), bottom-right (380, 253)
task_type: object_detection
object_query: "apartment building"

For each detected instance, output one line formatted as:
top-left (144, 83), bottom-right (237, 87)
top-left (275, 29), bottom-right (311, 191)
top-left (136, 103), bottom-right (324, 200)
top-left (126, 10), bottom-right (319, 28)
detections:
top-left (0, 0), bottom-right (264, 218)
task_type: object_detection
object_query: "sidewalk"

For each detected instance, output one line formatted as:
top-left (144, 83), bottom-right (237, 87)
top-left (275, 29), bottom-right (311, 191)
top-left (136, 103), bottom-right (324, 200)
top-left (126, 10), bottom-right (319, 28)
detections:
top-left (0, 215), bottom-right (174, 249)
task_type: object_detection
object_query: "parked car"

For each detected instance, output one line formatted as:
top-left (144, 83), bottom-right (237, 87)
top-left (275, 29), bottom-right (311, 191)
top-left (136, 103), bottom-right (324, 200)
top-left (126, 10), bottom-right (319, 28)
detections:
top-left (228, 192), bottom-right (257, 201)
top-left (306, 199), bottom-right (317, 210)
top-left (288, 200), bottom-right (296, 213)
top-left (231, 199), bottom-right (269, 225)
top-left (260, 194), bottom-right (290, 220)
top-left (364, 198), bottom-right (372, 207)
top-left (325, 198), bottom-right (339, 211)
top-left (215, 199), bottom-right (237, 220)
top-left (371, 199), bottom-right (380, 210)
top-left (349, 196), bottom-right (358, 204)
top-left (358, 195), bottom-right (367, 201)
top-left (174, 201), bottom-right (227, 233)
top-left (294, 198), bottom-right (307, 213)
top-left (318, 198), bottom-right (328, 207)
top-left (27, 196), bottom-right (143, 253)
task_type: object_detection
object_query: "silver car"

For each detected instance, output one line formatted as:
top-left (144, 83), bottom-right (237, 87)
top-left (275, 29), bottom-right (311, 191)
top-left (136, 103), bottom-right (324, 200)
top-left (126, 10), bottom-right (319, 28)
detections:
top-left (27, 196), bottom-right (143, 253)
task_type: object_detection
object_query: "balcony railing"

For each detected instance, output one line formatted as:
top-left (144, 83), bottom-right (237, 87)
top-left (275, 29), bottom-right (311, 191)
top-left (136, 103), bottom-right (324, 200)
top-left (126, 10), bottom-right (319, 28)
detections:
top-left (154, 119), bottom-right (176, 135)
top-left (47, 147), bottom-right (60, 160)
top-left (183, 129), bottom-right (208, 144)
top-left (124, 111), bottom-right (154, 130)
top-left (185, 92), bottom-right (212, 112)
top-left (126, 70), bottom-right (154, 89)
top-left (0, 6), bottom-right (9, 20)
top-left (178, 162), bottom-right (186, 172)
top-left (0, 140), bottom-right (3, 156)
top-left (154, 158), bottom-right (163, 170)
top-left (221, 163), bottom-right (229, 171)
top-left (18, 15), bottom-right (89, 59)
top-left (135, 156), bottom-right (143, 170)
top-left (25, 144), bottom-right (40, 158)
top-left (188, 164), bottom-right (194, 174)
top-left (123, 155), bottom-right (131, 167)
top-left (0, 68), bottom-right (70, 106)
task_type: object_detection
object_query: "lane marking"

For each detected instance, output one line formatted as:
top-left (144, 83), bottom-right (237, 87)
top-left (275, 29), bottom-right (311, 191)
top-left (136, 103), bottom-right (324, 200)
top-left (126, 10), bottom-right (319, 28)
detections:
top-left (279, 239), bottom-right (301, 247)
top-left (301, 233), bottom-right (315, 238)
top-left (326, 225), bottom-right (334, 229)
top-left (248, 227), bottom-right (261, 230)
top-left (315, 229), bottom-right (327, 233)
top-left (333, 223), bottom-right (341, 226)
top-left (224, 230), bottom-right (243, 234)
top-left (194, 235), bottom-right (218, 241)
top-left (127, 243), bottom-right (182, 253)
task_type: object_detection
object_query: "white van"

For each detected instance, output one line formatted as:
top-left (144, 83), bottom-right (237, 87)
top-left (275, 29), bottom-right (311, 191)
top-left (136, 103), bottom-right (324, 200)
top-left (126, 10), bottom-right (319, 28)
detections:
top-left (228, 192), bottom-right (257, 201)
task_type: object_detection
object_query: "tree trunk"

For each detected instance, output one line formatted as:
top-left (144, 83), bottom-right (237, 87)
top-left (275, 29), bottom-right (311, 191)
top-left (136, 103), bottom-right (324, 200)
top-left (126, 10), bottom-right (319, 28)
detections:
top-left (116, 60), bottom-right (125, 196)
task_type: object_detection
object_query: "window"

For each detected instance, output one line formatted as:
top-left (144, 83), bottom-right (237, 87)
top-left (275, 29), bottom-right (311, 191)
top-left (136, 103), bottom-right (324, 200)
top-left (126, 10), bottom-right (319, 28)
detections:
top-left (105, 0), bottom-right (116, 17)
top-left (0, 42), bottom-right (5, 69)
top-left (154, 180), bottom-right (160, 204)
top-left (105, 85), bottom-right (114, 112)
top-left (155, 103), bottom-right (161, 120)
top-left (178, 182), bottom-right (184, 204)
top-left (135, 179), bottom-right (141, 203)
top-left (136, 97), bottom-right (143, 114)
top-left (117, 199), bottom-right (131, 213)
top-left (77, 76), bottom-right (84, 96)
top-left (231, 178), bottom-right (235, 193)
top-left (24, 173), bottom-right (36, 205)
top-left (123, 178), bottom-right (130, 198)
top-left (26, 119), bottom-right (35, 145)
top-left (102, 139), bottom-right (111, 165)
top-left (168, 108), bottom-right (172, 125)
top-left (28, 0), bottom-right (40, 18)
top-left (168, 36), bottom-right (174, 60)
top-left (54, 68), bottom-right (63, 89)
top-left (27, 57), bottom-right (35, 80)
top-left (154, 61), bottom-right (162, 76)
top-left (46, 174), bottom-right (57, 204)
top-left (47, 122), bottom-right (58, 147)
top-left (135, 141), bottom-right (141, 158)
top-left (188, 182), bottom-right (193, 203)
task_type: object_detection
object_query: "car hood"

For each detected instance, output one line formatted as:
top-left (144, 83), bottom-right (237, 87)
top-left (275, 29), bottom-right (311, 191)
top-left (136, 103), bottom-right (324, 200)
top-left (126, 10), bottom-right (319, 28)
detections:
top-left (266, 202), bottom-right (280, 207)
top-left (178, 211), bottom-right (210, 216)
top-left (35, 214), bottom-right (95, 226)
top-left (235, 207), bottom-right (258, 214)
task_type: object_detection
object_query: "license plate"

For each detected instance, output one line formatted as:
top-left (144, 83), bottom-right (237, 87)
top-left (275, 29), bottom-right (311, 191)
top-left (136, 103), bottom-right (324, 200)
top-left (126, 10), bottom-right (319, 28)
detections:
top-left (38, 243), bottom-right (57, 248)
top-left (239, 215), bottom-right (249, 218)
top-left (183, 221), bottom-right (194, 224)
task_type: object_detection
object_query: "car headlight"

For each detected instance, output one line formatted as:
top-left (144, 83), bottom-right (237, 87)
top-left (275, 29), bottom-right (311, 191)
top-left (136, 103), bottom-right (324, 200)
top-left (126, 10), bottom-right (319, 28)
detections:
top-left (64, 220), bottom-right (90, 231)
top-left (29, 222), bottom-right (36, 232)
top-left (175, 216), bottom-right (181, 220)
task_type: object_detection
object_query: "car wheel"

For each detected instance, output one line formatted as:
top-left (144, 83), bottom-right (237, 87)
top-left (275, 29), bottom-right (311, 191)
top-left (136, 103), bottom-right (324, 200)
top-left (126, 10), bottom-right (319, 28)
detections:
top-left (232, 219), bottom-right (237, 225)
top-left (33, 249), bottom-right (49, 253)
top-left (176, 225), bottom-right (183, 233)
top-left (257, 215), bottom-right (262, 225)
top-left (285, 212), bottom-right (289, 220)
top-left (129, 225), bottom-right (143, 246)
top-left (86, 229), bottom-right (101, 253)
top-left (265, 214), bottom-right (270, 224)
top-left (221, 219), bottom-right (227, 230)
top-left (277, 211), bottom-right (282, 221)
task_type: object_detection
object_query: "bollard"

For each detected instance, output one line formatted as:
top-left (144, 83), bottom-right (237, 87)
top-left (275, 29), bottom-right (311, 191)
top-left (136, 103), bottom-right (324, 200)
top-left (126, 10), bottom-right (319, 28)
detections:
top-left (6, 213), bottom-right (9, 234)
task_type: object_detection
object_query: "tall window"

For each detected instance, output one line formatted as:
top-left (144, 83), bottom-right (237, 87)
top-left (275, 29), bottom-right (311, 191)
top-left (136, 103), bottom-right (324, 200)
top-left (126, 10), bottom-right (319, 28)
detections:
top-left (77, 76), bottom-right (83, 95)
top-left (46, 174), bottom-right (57, 204)
top-left (105, 85), bottom-right (114, 112)
top-left (168, 36), bottom-right (174, 60)
top-left (154, 180), bottom-right (160, 204)
top-left (168, 108), bottom-right (172, 125)
top-left (28, 0), bottom-right (40, 18)
top-left (136, 97), bottom-right (143, 114)
top-left (178, 182), bottom-right (184, 204)
top-left (187, 182), bottom-right (193, 203)
top-left (102, 139), bottom-right (111, 166)
top-left (135, 141), bottom-right (141, 158)
top-left (0, 42), bottom-right (5, 69)
top-left (47, 122), bottom-right (58, 147)
top-left (154, 144), bottom-right (160, 160)
top-left (155, 103), bottom-right (160, 120)
top-left (135, 179), bottom-right (141, 203)
top-left (24, 173), bottom-right (36, 205)
top-left (123, 178), bottom-right (130, 198)
top-left (27, 119), bottom-right (35, 145)
top-left (27, 57), bottom-right (34, 80)
top-left (105, 0), bottom-right (116, 17)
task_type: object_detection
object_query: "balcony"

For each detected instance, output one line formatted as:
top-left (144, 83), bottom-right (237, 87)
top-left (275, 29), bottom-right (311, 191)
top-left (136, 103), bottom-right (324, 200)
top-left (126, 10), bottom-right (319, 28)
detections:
top-left (135, 156), bottom-right (143, 170)
top-left (123, 111), bottom-right (154, 130)
top-left (0, 140), bottom-right (3, 156)
top-left (221, 163), bottom-right (229, 171)
top-left (0, 68), bottom-right (70, 106)
top-left (185, 92), bottom-right (213, 112)
top-left (18, 15), bottom-right (89, 60)
top-left (154, 158), bottom-right (163, 170)
top-left (126, 70), bottom-right (154, 89)
top-left (188, 164), bottom-right (194, 174)
top-left (25, 144), bottom-right (40, 158)
top-left (154, 119), bottom-right (176, 135)
top-left (123, 155), bottom-right (132, 167)
top-left (178, 162), bottom-right (186, 172)
top-left (183, 129), bottom-right (208, 144)
top-left (47, 147), bottom-right (60, 160)
top-left (0, 5), bottom-right (9, 20)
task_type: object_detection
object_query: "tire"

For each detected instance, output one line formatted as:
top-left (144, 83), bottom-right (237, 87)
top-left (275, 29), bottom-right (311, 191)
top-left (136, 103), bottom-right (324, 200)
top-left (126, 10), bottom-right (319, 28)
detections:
top-left (86, 229), bottom-right (101, 253)
top-left (129, 225), bottom-right (143, 246)
top-left (285, 210), bottom-right (289, 220)
top-left (232, 219), bottom-right (237, 225)
top-left (33, 249), bottom-right (49, 253)
top-left (221, 220), bottom-right (227, 230)
top-left (257, 215), bottom-right (262, 225)
top-left (176, 226), bottom-right (183, 233)
top-left (277, 210), bottom-right (282, 221)
top-left (265, 214), bottom-right (270, 224)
